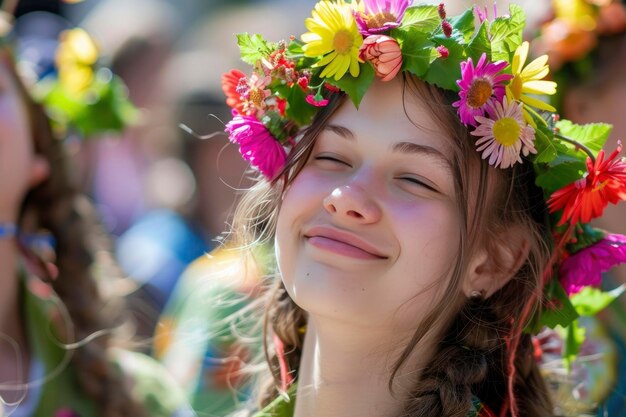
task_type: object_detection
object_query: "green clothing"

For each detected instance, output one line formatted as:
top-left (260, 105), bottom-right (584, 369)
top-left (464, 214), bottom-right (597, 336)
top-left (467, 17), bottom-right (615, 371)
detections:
top-left (154, 246), bottom-right (268, 417)
top-left (21, 271), bottom-right (192, 417)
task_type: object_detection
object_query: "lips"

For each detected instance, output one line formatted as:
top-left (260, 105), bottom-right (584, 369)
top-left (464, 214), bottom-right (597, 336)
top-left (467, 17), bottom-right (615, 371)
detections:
top-left (304, 225), bottom-right (388, 260)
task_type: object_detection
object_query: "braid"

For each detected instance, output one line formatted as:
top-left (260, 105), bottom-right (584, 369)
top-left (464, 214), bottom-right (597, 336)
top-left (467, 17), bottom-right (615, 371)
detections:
top-left (17, 70), bottom-right (147, 416)
top-left (401, 297), bottom-right (503, 417)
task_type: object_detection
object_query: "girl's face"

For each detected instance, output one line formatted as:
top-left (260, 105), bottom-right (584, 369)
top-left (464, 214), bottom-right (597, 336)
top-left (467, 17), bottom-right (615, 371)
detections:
top-left (275, 79), bottom-right (463, 332)
top-left (0, 57), bottom-right (46, 223)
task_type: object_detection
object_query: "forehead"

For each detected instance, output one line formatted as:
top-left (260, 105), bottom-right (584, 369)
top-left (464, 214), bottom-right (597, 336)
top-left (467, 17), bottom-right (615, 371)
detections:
top-left (327, 78), bottom-right (454, 156)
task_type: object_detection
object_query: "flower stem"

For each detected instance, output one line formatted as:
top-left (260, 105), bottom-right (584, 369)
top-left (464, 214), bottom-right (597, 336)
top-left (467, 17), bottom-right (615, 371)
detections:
top-left (554, 133), bottom-right (596, 163)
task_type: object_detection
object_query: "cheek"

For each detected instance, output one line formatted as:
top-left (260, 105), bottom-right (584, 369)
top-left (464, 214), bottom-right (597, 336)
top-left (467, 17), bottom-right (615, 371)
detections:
top-left (384, 202), bottom-right (461, 325)
top-left (275, 171), bottom-right (325, 285)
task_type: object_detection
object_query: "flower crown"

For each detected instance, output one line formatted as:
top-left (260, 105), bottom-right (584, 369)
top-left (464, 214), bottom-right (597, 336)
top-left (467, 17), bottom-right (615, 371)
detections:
top-left (222, 0), bottom-right (626, 364)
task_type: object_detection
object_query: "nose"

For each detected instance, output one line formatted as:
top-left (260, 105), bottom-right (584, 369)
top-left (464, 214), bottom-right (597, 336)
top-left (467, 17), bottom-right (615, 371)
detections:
top-left (323, 185), bottom-right (382, 224)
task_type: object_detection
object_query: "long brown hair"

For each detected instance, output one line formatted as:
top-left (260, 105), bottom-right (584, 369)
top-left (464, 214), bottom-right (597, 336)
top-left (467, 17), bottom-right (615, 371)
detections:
top-left (4, 48), bottom-right (147, 417)
top-left (230, 75), bottom-right (555, 416)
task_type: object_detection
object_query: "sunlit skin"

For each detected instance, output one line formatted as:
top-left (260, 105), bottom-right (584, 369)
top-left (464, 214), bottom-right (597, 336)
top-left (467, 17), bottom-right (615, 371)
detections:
top-left (274, 78), bottom-right (500, 417)
top-left (0, 53), bottom-right (49, 402)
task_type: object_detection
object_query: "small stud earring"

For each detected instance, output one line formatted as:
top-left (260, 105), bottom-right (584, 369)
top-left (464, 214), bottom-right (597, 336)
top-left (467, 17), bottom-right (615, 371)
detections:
top-left (469, 289), bottom-right (485, 301)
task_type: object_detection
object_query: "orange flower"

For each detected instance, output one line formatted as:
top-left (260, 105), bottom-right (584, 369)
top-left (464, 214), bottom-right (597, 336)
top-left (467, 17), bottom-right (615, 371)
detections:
top-left (548, 145), bottom-right (626, 226)
top-left (359, 35), bottom-right (402, 82)
top-left (221, 69), bottom-right (247, 114)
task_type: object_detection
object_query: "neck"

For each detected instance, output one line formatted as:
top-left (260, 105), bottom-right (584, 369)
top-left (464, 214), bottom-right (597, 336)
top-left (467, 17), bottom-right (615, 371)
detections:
top-left (293, 317), bottom-right (434, 417)
top-left (0, 238), bottom-right (30, 401)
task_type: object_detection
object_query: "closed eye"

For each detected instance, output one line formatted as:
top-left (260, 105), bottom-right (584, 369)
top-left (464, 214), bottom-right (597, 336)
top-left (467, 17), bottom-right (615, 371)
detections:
top-left (397, 176), bottom-right (439, 193)
top-left (314, 155), bottom-right (351, 167)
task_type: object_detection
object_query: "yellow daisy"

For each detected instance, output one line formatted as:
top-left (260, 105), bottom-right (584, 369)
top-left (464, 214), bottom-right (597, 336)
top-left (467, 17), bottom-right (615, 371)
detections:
top-left (301, 0), bottom-right (363, 80)
top-left (506, 41), bottom-right (557, 126)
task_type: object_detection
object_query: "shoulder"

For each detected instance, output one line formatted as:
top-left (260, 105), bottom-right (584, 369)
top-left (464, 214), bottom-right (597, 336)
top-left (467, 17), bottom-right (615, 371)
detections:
top-left (111, 348), bottom-right (195, 417)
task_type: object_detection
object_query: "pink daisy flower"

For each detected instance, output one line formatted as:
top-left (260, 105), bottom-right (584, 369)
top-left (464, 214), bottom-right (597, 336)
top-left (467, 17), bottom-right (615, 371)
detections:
top-left (452, 53), bottom-right (513, 126)
top-left (355, 0), bottom-right (411, 35)
top-left (471, 98), bottom-right (536, 169)
top-left (559, 233), bottom-right (626, 295)
top-left (225, 113), bottom-right (287, 179)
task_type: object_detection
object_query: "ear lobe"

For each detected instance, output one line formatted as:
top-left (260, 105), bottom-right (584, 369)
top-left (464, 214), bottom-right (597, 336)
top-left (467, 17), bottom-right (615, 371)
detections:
top-left (29, 156), bottom-right (50, 187)
top-left (464, 227), bottom-right (530, 299)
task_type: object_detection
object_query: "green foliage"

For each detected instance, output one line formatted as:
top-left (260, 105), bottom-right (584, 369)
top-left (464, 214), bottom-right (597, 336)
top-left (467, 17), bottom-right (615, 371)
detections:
top-left (566, 224), bottom-right (606, 254)
top-left (423, 37), bottom-right (465, 91)
top-left (37, 69), bottom-right (138, 137)
top-left (571, 285), bottom-right (626, 317)
top-left (489, 4), bottom-right (525, 63)
top-left (392, 27), bottom-right (433, 78)
top-left (401, 5), bottom-right (440, 32)
top-left (448, 9), bottom-right (475, 43)
top-left (555, 120), bottom-right (613, 156)
top-left (534, 278), bottom-right (579, 331)
top-left (466, 21), bottom-right (491, 62)
top-left (285, 85), bottom-right (319, 126)
top-left (237, 33), bottom-right (275, 65)
top-left (326, 63), bottom-right (375, 108)
top-left (563, 319), bottom-right (586, 371)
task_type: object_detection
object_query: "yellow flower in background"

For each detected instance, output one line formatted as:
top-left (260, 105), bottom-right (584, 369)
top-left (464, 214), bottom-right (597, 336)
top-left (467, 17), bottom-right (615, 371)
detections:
top-left (56, 28), bottom-right (99, 94)
top-left (553, 0), bottom-right (597, 31)
top-left (506, 41), bottom-right (557, 126)
top-left (301, 0), bottom-right (363, 80)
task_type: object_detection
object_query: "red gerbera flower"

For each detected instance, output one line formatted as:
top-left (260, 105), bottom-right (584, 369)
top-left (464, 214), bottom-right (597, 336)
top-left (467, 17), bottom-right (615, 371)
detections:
top-left (548, 144), bottom-right (626, 226)
top-left (221, 69), bottom-right (247, 114)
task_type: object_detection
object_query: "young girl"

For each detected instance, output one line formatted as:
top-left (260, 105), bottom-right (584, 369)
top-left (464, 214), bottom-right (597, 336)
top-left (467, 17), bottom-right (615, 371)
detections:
top-left (219, 1), bottom-right (626, 416)
top-left (0, 12), bottom-right (191, 417)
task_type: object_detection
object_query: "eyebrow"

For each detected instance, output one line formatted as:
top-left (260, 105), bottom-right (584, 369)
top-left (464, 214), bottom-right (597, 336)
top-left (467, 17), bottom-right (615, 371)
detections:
top-left (324, 124), bottom-right (453, 172)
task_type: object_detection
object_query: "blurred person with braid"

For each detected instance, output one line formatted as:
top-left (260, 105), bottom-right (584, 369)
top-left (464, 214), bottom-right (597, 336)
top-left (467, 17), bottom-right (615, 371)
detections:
top-left (0, 3), bottom-right (193, 416)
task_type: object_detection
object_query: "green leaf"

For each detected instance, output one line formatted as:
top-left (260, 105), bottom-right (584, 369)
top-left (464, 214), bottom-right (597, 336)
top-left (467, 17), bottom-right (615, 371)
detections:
top-left (237, 33), bottom-right (275, 65)
top-left (423, 37), bottom-right (465, 91)
top-left (392, 27), bottom-right (433, 78)
top-left (285, 85), bottom-right (319, 126)
top-left (489, 4), bottom-right (525, 62)
top-left (533, 125), bottom-right (558, 164)
top-left (448, 9), bottom-right (475, 43)
top-left (400, 5), bottom-right (440, 33)
top-left (563, 319), bottom-right (586, 371)
top-left (466, 21), bottom-right (491, 62)
top-left (534, 279), bottom-right (579, 331)
top-left (535, 159), bottom-right (585, 196)
top-left (566, 224), bottom-right (606, 254)
top-left (326, 63), bottom-right (376, 108)
top-left (555, 119), bottom-right (613, 156)
top-left (571, 285), bottom-right (626, 317)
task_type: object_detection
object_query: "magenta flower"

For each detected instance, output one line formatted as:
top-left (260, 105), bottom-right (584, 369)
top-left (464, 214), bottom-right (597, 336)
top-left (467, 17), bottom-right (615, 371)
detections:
top-left (225, 113), bottom-right (287, 179)
top-left (452, 53), bottom-right (513, 126)
top-left (559, 233), bottom-right (626, 295)
top-left (355, 0), bottom-right (411, 35)
top-left (305, 94), bottom-right (329, 107)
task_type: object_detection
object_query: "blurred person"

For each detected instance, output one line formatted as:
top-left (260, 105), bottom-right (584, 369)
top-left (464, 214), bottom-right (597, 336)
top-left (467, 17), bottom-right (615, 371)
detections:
top-left (0, 3), bottom-right (193, 416)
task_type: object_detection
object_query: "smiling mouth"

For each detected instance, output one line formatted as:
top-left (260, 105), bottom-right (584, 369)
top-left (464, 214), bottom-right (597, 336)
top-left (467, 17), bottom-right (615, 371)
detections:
top-left (304, 227), bottom-right (388, 260)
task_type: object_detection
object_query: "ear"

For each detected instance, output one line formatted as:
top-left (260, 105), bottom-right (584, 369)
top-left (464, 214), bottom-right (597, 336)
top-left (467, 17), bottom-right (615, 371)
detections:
top-left (28, 155), bottom-right (50, 187)
top-left (463, 225), bottom-right (530, 299)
